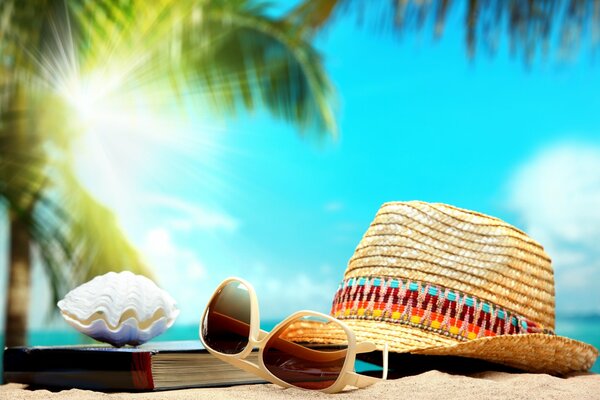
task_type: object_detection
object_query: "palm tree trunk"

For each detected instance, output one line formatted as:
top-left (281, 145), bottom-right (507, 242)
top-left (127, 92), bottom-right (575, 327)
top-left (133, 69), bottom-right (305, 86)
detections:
top-left (4, 212), bottom-right (31, 347)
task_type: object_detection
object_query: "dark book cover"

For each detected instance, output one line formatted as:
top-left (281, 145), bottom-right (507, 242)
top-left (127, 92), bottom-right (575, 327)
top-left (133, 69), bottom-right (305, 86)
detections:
top-left (3, 341), bottom-right (263, 391)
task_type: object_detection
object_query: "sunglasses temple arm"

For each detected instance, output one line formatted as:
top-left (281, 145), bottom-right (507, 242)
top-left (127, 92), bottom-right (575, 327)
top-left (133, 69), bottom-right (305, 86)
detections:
top-left (356, 342), bottom-right (389, 379)
top-left (382, 343), bottom-right (389, 380)
top-left (219, 356), bottom-right (275, 383)
top-left (349, 342), bottom-right (389, 388)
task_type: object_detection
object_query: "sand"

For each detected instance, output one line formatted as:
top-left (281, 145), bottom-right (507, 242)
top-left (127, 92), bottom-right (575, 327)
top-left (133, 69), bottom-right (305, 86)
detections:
top-left (2, 371), bottom-right (600, 400)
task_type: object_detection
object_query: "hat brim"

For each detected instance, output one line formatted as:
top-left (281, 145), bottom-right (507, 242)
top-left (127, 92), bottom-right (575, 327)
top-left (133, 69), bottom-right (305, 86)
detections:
top-left (285, 319), bottom-right (598, 375)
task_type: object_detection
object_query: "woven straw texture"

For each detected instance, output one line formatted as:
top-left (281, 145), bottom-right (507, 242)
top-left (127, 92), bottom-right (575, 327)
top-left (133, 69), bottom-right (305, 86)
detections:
top-left (347, 201), bottom-right (554, 328)
top-left (286, 201), bottom-right (598, 374)
top-left (284, 319), bottom-right (597, 375)
top-left (414, 333), bottom-right (598, 375)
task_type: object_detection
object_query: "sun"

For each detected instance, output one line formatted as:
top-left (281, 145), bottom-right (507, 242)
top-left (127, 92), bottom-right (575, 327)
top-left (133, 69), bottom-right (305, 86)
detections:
top-left (31, 7), bottom-right (231, 219)
top-left (57, 68), bottom-right (152, 204)
top-left (54, 62), bottom-right (227, 221)
top-left (39, 10), bottom-right (229, 221)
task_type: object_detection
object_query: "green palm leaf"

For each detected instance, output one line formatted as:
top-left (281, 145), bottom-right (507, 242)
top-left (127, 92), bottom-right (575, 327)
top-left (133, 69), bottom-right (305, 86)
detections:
top-left (288, 0), bottom-right (600, 61)
top-left (74, 0), bottom-right (337, 136)
top-left (181, 2), bottom-right (337, 135)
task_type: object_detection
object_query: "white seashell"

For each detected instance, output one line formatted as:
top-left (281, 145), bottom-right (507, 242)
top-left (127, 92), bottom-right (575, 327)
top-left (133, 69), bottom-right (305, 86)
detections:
top-left (57, 271), bottom-right (179, 347)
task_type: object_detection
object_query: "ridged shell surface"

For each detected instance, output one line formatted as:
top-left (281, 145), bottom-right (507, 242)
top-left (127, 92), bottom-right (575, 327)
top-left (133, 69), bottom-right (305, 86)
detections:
top-left (57, 271), bottom-right (179, 347)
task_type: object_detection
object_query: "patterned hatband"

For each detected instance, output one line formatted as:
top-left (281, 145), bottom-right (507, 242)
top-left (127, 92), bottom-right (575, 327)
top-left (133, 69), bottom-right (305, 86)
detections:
top-left (331, 276), bottom-right (555, 341)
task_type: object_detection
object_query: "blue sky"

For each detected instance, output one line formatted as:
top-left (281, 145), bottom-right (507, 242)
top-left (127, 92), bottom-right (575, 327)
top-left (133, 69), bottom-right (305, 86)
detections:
top-left (2, 3), bottom-right (600, 331)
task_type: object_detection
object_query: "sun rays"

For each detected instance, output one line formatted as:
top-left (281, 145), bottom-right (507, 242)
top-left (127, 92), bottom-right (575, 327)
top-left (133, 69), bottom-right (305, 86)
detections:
top-left (21, 3), bottom-right (241, 210)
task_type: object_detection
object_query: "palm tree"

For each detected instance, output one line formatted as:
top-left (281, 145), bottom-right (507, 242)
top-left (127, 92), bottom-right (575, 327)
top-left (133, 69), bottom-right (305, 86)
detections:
top-left (1, 0), bottom-right (335, 347)
top-left (287, 0), bottom-right (600, 61)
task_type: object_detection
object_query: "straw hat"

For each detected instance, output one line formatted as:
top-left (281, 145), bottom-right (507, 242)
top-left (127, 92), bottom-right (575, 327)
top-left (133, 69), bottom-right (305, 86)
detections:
top-left (286, 201), bottom-right (598, 374)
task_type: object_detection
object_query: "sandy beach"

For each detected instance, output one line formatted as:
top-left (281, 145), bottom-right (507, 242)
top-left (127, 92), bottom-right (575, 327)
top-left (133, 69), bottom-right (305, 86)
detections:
top-left (2, 370), bottom-right (600, 400)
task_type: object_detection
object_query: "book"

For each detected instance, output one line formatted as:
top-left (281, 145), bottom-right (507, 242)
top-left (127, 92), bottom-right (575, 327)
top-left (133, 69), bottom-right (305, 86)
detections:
top-left (3, 340), bottom-right (265, 391)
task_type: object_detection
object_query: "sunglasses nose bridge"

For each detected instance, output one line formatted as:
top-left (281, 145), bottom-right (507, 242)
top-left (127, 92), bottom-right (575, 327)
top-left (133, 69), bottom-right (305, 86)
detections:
top-left (257, 329), bottom-right (269, 340)
top-left (247, 327), bottom-right (269, 345)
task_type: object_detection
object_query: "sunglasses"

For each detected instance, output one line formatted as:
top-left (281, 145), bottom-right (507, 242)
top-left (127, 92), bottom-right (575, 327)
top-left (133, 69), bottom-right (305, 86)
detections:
top-left (199, 277), bottom-right (388, 393)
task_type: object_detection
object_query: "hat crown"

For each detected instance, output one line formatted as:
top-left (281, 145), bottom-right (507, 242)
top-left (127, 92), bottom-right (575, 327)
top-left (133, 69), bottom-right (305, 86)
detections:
top-left (346, 201), bottom-right (555, 328)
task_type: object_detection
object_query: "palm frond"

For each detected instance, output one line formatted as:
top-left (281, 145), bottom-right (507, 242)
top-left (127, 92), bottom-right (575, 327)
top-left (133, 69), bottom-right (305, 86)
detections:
top-left (184, 2), bottom-right (337, 136)
top-left (0, 88), bottom-right (152, 309)
top-left (73, 0), bottom-right (337, 137)
top-left (56, 167), bottom-right (153, 284)
top-left (28, 201), bottom-right (73, 309)
top-left (0, 86), bottom-right (49, 212)
top-left (288, 0), bottom-right (600, 61)
top-left (21, 164), bottom-right (154, 311)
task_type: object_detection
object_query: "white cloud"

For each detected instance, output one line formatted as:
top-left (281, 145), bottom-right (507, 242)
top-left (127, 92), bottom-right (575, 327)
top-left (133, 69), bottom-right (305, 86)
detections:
top-left (141, 227), bottom-right (211, 323)
top-left (237, 262), bottom-right (340, 322)
top-left (507, 143), bottom-right (600, 314)
top-left (509, 144), bottom-right (600, 243)
top-left (145, 228), bottom-right (174, 254)
top-left (186, 260), bottom-right (207, 280)
top-left (146, 195), bottom-right (239, 232)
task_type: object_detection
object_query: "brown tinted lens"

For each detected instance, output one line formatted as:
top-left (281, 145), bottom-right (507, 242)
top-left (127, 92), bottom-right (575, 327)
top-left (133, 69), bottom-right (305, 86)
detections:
top-left (262, 316), bottom-right (348, 390)
top-left (201, 281), bottom-right (251, 354)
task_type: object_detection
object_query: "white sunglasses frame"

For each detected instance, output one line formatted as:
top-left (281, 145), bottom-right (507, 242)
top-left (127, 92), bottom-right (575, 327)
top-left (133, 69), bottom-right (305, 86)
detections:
top-left (199, 277), bottom-right (388, 393)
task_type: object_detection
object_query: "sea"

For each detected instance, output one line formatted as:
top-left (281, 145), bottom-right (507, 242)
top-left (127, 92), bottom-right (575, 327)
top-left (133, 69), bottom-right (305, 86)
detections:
top-left (1, 315), bottom-right (599, 384)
